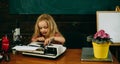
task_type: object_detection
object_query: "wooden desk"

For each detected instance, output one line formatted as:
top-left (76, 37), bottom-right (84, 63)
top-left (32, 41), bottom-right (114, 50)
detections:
top-left (110, 43), bottom-right (120, 61)
top-left (0, 49), bottom-right (119, 64)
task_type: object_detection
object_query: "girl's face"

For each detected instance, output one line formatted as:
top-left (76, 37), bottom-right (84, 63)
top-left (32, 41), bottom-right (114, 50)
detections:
top-left (38, 20), bottom-right (48, 36)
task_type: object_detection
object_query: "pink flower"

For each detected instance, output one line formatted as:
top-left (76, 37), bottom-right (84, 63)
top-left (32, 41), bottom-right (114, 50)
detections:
top-left (101, 33), bottom-right (110, 38)
top-left (92, 29), bottom-right (112, 44)
top-left (94, 30), bottom-right (110, 39)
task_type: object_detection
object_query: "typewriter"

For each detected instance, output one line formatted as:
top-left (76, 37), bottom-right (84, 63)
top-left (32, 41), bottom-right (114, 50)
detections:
top-left (13, 42), bottom-right (66, 58)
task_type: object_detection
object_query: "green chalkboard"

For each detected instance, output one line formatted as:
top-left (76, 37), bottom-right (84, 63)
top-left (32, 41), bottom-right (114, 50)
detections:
top-left (9, 0), bottom-right (120, 14)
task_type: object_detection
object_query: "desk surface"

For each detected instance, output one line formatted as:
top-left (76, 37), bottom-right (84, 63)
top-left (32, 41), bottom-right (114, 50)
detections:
top-left (1, 49), bottom-right (119, 64)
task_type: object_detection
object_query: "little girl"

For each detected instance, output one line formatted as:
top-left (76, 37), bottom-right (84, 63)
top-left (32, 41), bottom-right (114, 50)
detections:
top-left (31, 14), bottom-right (65, 46)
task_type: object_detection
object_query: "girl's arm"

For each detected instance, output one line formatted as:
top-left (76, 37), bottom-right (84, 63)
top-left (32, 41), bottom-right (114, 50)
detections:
top-left (31, 36), bottom-right (45, 42)
top-left (53, 36), bottom-right (65, 44)
top-left (44, 36), bottom-right (65, 46)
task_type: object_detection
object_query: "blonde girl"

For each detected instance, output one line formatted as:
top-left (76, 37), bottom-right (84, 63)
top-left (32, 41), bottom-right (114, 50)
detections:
top-left (31, 14), bottom-right (65, 46)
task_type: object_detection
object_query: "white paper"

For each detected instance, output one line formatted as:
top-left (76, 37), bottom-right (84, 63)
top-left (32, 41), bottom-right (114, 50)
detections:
top-left (12, 46), bottom-right (39, 51)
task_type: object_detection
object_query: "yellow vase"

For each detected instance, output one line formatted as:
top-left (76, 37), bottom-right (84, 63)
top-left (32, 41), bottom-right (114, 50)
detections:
top-left (92, 42), bottom-right (110, 58)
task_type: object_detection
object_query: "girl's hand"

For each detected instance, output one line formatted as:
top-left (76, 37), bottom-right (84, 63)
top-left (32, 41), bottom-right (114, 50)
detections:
top-left (44, 37), bottom-right (54, 46)
top-left (37, 37), bottom-right (45, 42)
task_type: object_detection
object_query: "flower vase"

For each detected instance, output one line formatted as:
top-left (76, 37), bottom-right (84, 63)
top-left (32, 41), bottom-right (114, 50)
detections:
top-left (92, 42), bottom-right (110, 58)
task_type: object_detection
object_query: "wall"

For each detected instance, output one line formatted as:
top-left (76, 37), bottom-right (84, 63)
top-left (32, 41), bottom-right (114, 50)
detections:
top-left (9, 0), bottom-right (120, 14)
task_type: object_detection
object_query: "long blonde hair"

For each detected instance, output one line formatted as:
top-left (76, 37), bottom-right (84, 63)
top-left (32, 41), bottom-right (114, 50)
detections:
top-left (115, 6), bottom-right (120, 12)
top-left (32, 14), bottom-right (62, 38)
